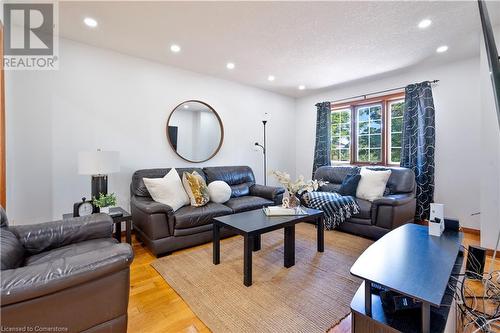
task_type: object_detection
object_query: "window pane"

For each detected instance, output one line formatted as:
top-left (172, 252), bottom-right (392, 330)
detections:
top-left (331, 112), bottom-right (341, 123)
top-left (341, 123), bottom-right (350, 136)
top-left (340, 149), bottom-right (350, 162)
top-left (332, 136), bottom-right (340, 147)
top-left (370, 106), bottom-right (382, 120)
top-left (369, 149), bottom-right (382, 162)
top-left (358, 135), bottom-right (369, 149)
top-left (340, 136), bottom-right (350, 149)
top-left (358, 121), bottom-right (369, 135)
top-left (331, 149), bottom-right (339, 161)
top-left (391, 102), bottom-right (404, 118)
top-left (331, 124), bottom-right (340, 136)
top-left (358, 149), bottom-right (369, 162)
top-left (358, 108), bottom-right (370, 122)
top-left (369, 120), bottom-right (381, 134)
top-left (391, 117), bottom-right (403, 132)
top-left (340, 111), bottom-right (350, 123)
top-left (391, 133), bottom-right (401, 148)
top-left (391, 148), bottom-right (401, 163)
top-left (370, 134), bottom-right (381, 148)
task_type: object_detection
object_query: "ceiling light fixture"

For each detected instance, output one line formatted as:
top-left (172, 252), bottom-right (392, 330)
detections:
top-left (418, 19), bottom-right (432, 29)
top-left (298, 85), bottom-right (306, 90)
top-left (170, 44), bottom-right (181, 53)
top-left (226, 62), bottom-right (235, 70)
top-left (436, 45), bottom-right (448, 53)
top-left (267, 75), bottom-right (275, 82)
top-left (83, 17), bottom-right (98, 28)
top-left (183, 105), bottom-right (189, 109)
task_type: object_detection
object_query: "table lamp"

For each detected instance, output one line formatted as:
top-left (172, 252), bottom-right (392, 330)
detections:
top-left (78, 149), bottom-right (120, 199)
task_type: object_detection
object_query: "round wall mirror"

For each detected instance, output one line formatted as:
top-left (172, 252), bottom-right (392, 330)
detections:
top-left (166, 100), bottom-right (224, 163)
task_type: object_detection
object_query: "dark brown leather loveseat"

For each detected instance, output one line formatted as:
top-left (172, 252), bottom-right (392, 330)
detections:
top-left (130, 166), bottom-right (284, 256)
top-left (313, 165), bottom-right (416, 239)
top-left (0, 207), bottom-right (134, 332)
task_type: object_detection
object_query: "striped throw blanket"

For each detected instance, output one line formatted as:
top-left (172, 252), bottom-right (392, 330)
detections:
top-left (302, 192), bottom-right (360, 230)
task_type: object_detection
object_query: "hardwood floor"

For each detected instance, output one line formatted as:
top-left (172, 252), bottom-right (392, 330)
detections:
top-left (126, 229), bottom-right (496, 333)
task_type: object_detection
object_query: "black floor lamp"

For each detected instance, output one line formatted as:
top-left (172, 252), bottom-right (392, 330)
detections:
top-left (254, 113), bottom-right (270, 185)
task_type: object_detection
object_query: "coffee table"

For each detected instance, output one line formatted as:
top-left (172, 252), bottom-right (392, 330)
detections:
top-left (212, 207), bottom-right (324, 287)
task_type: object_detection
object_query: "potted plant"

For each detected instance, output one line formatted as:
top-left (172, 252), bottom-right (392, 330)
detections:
top-left (271, 171), bottom-right (326, 208)
top-left (93, 193), bottom-right (117, 214)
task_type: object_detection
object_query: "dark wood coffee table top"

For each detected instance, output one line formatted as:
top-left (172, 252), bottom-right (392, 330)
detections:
top-left (213, 207), bottom-right (323, 235)
top-left (350, 223), bottom-right (463, 307)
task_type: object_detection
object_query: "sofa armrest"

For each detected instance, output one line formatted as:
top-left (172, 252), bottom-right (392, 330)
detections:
top-left (131, 195), bottom-right (174, 215)
top-left (0, 243), bottom-right (133, 306)
top-left (10, 214), bottom-right (113, 255)
top-left (250, 184), bottom-right (285, 201)
top-left (373, 194), bottom-right (414, 206)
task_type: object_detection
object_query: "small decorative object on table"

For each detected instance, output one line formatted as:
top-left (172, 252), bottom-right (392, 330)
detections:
top-left (271, 170), bottom-right (326, 208)
top-left (93, 192), bottom-right (117, 214)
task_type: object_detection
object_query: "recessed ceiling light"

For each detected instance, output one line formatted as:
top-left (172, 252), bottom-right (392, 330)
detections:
top-left (436, 45), bottom-right (448, 53)
top-left (418, 19), bottom-right (432, 29)
top-left (226, 62), bottom-right (235, 70)
top-left (83, 17), bottom-right (98, 28)
top-left (267, 75), bottom-right (275, 82)
top-left (183, 104), bottom-right (189, 109)
top-left (298, 85), bottom-right (306, 90)
top-left (170, 44), bottom-right (181, 53)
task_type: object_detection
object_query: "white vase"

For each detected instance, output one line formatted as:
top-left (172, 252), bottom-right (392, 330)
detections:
top-left (100, 206), bottom-right (110, 214)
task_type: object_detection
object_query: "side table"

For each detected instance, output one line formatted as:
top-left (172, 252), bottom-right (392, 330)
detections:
top-left (63, 207), bottom-right (132, 245)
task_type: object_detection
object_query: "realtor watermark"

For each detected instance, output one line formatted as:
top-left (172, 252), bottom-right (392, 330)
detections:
top-left (2, 1), bottom-right (59, 70)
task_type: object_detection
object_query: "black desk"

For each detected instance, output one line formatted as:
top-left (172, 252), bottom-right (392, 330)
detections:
top-left (212, 208), bottom-right (324, 287)
top-left (63, 207), bottom-right (132, 244)
top-left (350, 224), bottom-right (463, 333)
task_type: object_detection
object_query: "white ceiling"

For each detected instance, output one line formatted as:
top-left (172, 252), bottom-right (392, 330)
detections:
top-left (59, 1), bottom-right (500, 97)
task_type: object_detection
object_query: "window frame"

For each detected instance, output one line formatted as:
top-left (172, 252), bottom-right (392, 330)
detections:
top-left (330, 92), bottom-right (405, 166)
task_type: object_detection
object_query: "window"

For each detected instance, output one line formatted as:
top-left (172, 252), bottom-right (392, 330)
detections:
top-left (330, 94), bottom-right (404, 165)
top-left (330, 109), bottom-right (351, 162)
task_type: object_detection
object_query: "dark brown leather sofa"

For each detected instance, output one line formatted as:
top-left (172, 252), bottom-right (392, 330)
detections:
top-left (0, 207), bottom-right (133, 333)
top-left (130, 166), bottom-right (284, 256)
top-left (313, 165), bottom-right (416, 239)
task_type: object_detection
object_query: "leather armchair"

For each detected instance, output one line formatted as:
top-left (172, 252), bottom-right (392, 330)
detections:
top-left (1, 207), bottom-right (134, 332)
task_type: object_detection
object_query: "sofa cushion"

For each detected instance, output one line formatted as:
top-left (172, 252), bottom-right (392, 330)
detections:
top-left (174, 203), bottom-right (232, 230)
top-left (203, 166), bottom-right (255, 198)
top-left (143, 168), bottom-right (190, 211)
top-left (338, 174), bottom-right (361, 196)
top-left (131, 168), bottom-right (205, 197)
top-left (356, 168), bottom-right (392, 201)
top-left (1, 228), bottom-right (24, 270)
top-left (182, 171), bottom-right (210, 207)
top-left (314, 165), bottom-right (360, 184)
top-left (353, 198), bottom-right (372, 219)
top-left (24, 238), bottom-right (118, 267)
top-left (224, 196), bottom-right (274, 213)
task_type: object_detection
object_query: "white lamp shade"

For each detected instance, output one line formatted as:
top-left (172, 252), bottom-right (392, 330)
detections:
top-left (78, 151), bottom-right (120, 175)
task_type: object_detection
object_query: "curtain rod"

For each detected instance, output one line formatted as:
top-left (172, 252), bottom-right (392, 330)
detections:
top-left (331, 79), bottom-right (440, 104)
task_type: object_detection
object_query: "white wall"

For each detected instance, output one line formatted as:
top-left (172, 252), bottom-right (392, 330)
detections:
top-left (5, 39), bottom-right (296, 224)
top-left (295, 57), bottom-right (482, 229)
top-left (479, 26), bottom-right (500, 249)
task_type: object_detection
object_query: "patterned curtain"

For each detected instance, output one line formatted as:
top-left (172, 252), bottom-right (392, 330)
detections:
top-left (400, 81), bottom-right (436, 221)
top-left (312, 102), bottom-right (331, 177)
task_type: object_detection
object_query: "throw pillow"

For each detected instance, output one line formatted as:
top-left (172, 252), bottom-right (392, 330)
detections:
top-left (182, 171), bottom-right (210, 207)
top-left (356, 168), bottom-right (392, 201)
top-left (338, 174), bottom-right (361, 196)
top-left (143, 168), bottom-right (189, 211)
top-left (207, 181), bottom-right (231, 203)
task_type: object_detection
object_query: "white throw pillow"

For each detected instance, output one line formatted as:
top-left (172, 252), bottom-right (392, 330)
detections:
top-left (143, 168), bottom-right (189, 211)
top-left (356, 168), bottom-right (392, 202)
top-left (208, 181), bottom-right (231, 203)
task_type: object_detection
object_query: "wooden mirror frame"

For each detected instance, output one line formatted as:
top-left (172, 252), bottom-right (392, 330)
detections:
top-left (166, 100), bottom-right (224, 163)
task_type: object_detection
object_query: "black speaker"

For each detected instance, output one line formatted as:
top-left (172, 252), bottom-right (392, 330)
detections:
top-left (444, 218), bottom-right (460, 231)
top-left (465, 245), bottom-right (486, 279)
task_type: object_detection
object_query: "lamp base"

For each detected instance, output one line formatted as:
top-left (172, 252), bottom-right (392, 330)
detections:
top-left (91, 175), bottom-right (108, 199)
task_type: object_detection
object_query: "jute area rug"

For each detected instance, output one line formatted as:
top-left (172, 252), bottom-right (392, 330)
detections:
top-left (151, 223), bottom-right (373, 333)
